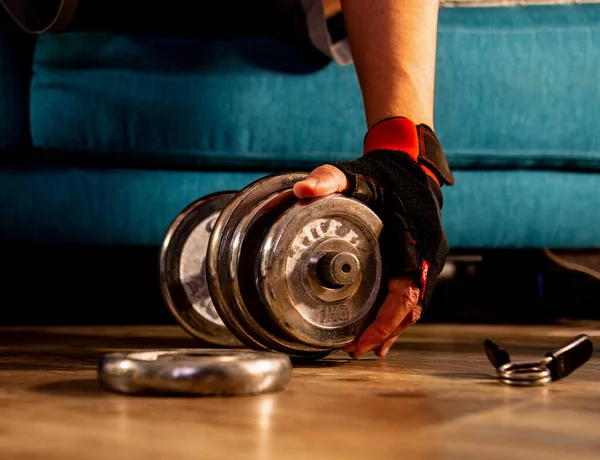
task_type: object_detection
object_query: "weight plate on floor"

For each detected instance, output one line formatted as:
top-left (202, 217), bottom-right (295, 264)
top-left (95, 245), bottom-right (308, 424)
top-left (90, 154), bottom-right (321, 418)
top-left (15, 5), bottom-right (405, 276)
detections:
top-left (258, 194), bottom-right (383, 348)
top-left (207, 173), bottom-right (333, 358)
top-left (160, 192), bottom-right (243, 348)
top-left (98, 349), bottom-right (292, 396)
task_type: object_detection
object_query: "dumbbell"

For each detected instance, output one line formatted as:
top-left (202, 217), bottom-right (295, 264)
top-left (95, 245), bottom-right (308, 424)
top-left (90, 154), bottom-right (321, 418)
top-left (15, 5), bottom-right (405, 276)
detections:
top-left (159, 172), bottom-right (385, 359)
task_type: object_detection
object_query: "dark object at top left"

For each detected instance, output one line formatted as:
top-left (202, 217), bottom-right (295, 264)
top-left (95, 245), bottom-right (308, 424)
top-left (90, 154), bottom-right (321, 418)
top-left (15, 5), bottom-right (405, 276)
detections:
top-left (0, 0), bottom-right (78, 33)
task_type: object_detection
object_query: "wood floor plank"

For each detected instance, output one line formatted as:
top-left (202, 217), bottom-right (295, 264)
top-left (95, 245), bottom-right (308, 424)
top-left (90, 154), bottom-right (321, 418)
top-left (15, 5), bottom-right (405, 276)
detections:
top-left (0, 324), bottom-right (598, 459)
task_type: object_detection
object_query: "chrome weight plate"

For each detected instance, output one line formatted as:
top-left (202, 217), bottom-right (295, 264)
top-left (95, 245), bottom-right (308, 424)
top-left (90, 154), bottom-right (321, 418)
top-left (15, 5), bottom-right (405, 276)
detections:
top-left (98, 349), bottom-right (292, 396)
top-left (160, 192), bottom-right (243, 348)
top-left (207, 173), bottom-right (333, 358)
top-left (258, 194), bottom-right (383, 348)
top-left (229, 188), bottom-right (334, 354)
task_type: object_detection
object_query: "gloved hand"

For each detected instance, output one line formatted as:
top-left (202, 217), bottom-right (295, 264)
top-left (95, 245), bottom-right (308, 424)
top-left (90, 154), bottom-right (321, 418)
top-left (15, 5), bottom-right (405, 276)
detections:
top-left (293, 117), bottom-right (455, 358)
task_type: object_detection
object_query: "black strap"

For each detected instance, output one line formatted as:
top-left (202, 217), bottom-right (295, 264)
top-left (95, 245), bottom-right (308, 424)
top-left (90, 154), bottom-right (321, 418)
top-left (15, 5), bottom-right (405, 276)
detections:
top-left (416, 124), bottom-right (455, 187)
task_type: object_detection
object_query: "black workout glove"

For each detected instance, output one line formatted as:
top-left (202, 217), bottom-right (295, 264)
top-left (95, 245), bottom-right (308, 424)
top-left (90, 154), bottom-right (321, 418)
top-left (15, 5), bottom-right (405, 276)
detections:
top-left (332, 117), bottom-right (455, 310)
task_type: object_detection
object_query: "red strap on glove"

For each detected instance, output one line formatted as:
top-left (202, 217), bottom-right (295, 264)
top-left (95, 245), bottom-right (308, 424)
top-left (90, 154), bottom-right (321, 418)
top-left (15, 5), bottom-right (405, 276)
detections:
top-left (364, 117), bottom-right (455, 188)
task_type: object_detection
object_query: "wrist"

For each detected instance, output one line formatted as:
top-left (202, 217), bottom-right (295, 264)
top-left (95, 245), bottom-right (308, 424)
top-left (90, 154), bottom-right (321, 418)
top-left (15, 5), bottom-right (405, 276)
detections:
top-left (360, 71), bottom-right (435, 129)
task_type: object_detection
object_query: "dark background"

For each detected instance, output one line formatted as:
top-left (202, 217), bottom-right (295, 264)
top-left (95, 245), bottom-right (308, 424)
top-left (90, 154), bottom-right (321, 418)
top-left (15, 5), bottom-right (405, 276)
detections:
top-left (2, 245), bottom-right (598, 327)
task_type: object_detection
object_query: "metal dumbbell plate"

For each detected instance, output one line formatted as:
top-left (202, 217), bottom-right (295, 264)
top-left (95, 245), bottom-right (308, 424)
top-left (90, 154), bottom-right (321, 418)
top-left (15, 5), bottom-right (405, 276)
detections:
top-left (160, 192), bottom-right (243, 347)
top-left (207, 172), bottom-right (384, 357)
top-left (98, 349), bottom-right (292, 396)
top-left (207, 173), bottom-right (327, 357)
top-left (258, 193), bottom-right (383, 348)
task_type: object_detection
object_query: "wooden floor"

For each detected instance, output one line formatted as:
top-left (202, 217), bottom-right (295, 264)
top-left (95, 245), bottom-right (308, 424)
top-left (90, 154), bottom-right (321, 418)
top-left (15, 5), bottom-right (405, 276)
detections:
top-left (1, 323), bottom-right (599, 460)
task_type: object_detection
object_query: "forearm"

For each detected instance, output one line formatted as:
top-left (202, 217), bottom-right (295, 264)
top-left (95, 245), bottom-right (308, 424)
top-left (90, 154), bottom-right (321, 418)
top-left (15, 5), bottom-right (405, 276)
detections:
top-left (340, 0), bottom-right (440, 129)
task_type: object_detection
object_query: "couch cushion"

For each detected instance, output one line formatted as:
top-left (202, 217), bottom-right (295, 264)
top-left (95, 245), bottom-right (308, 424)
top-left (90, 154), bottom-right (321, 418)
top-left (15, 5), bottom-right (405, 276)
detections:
top-left (0, 9), bottom-right (36, 153)
top-left (29, 4), bottom-right (600, 171)
top-left (0, 167), bottom-right (598, 248)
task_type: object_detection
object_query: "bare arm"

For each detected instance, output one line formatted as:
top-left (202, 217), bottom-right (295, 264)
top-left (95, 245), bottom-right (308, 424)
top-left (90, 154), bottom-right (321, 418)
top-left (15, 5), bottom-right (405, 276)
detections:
top-left (340, 0), bottom-right (440, 128)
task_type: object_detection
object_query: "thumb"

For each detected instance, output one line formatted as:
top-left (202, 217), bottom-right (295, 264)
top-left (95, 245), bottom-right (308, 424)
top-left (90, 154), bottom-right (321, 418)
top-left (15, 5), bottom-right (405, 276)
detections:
top-left (293, 165), bottom-right (349, 199)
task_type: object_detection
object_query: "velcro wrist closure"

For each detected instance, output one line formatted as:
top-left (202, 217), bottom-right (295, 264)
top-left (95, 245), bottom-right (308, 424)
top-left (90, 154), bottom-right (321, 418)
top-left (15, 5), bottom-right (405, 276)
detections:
top-left (363, 117), bottom-right (455, 187)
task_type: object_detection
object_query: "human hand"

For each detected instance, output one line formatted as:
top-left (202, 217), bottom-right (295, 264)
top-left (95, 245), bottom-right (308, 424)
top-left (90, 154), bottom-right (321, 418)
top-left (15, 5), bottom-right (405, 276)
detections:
top-left (293, 165), bottom-right (423, 358)
top-left (293, 117), bottom-right (455, 358)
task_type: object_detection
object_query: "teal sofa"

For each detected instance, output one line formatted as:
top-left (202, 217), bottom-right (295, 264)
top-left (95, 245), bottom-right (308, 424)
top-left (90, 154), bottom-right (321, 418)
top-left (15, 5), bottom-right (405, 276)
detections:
top-left (1, 4), bottom-right (599, 324)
